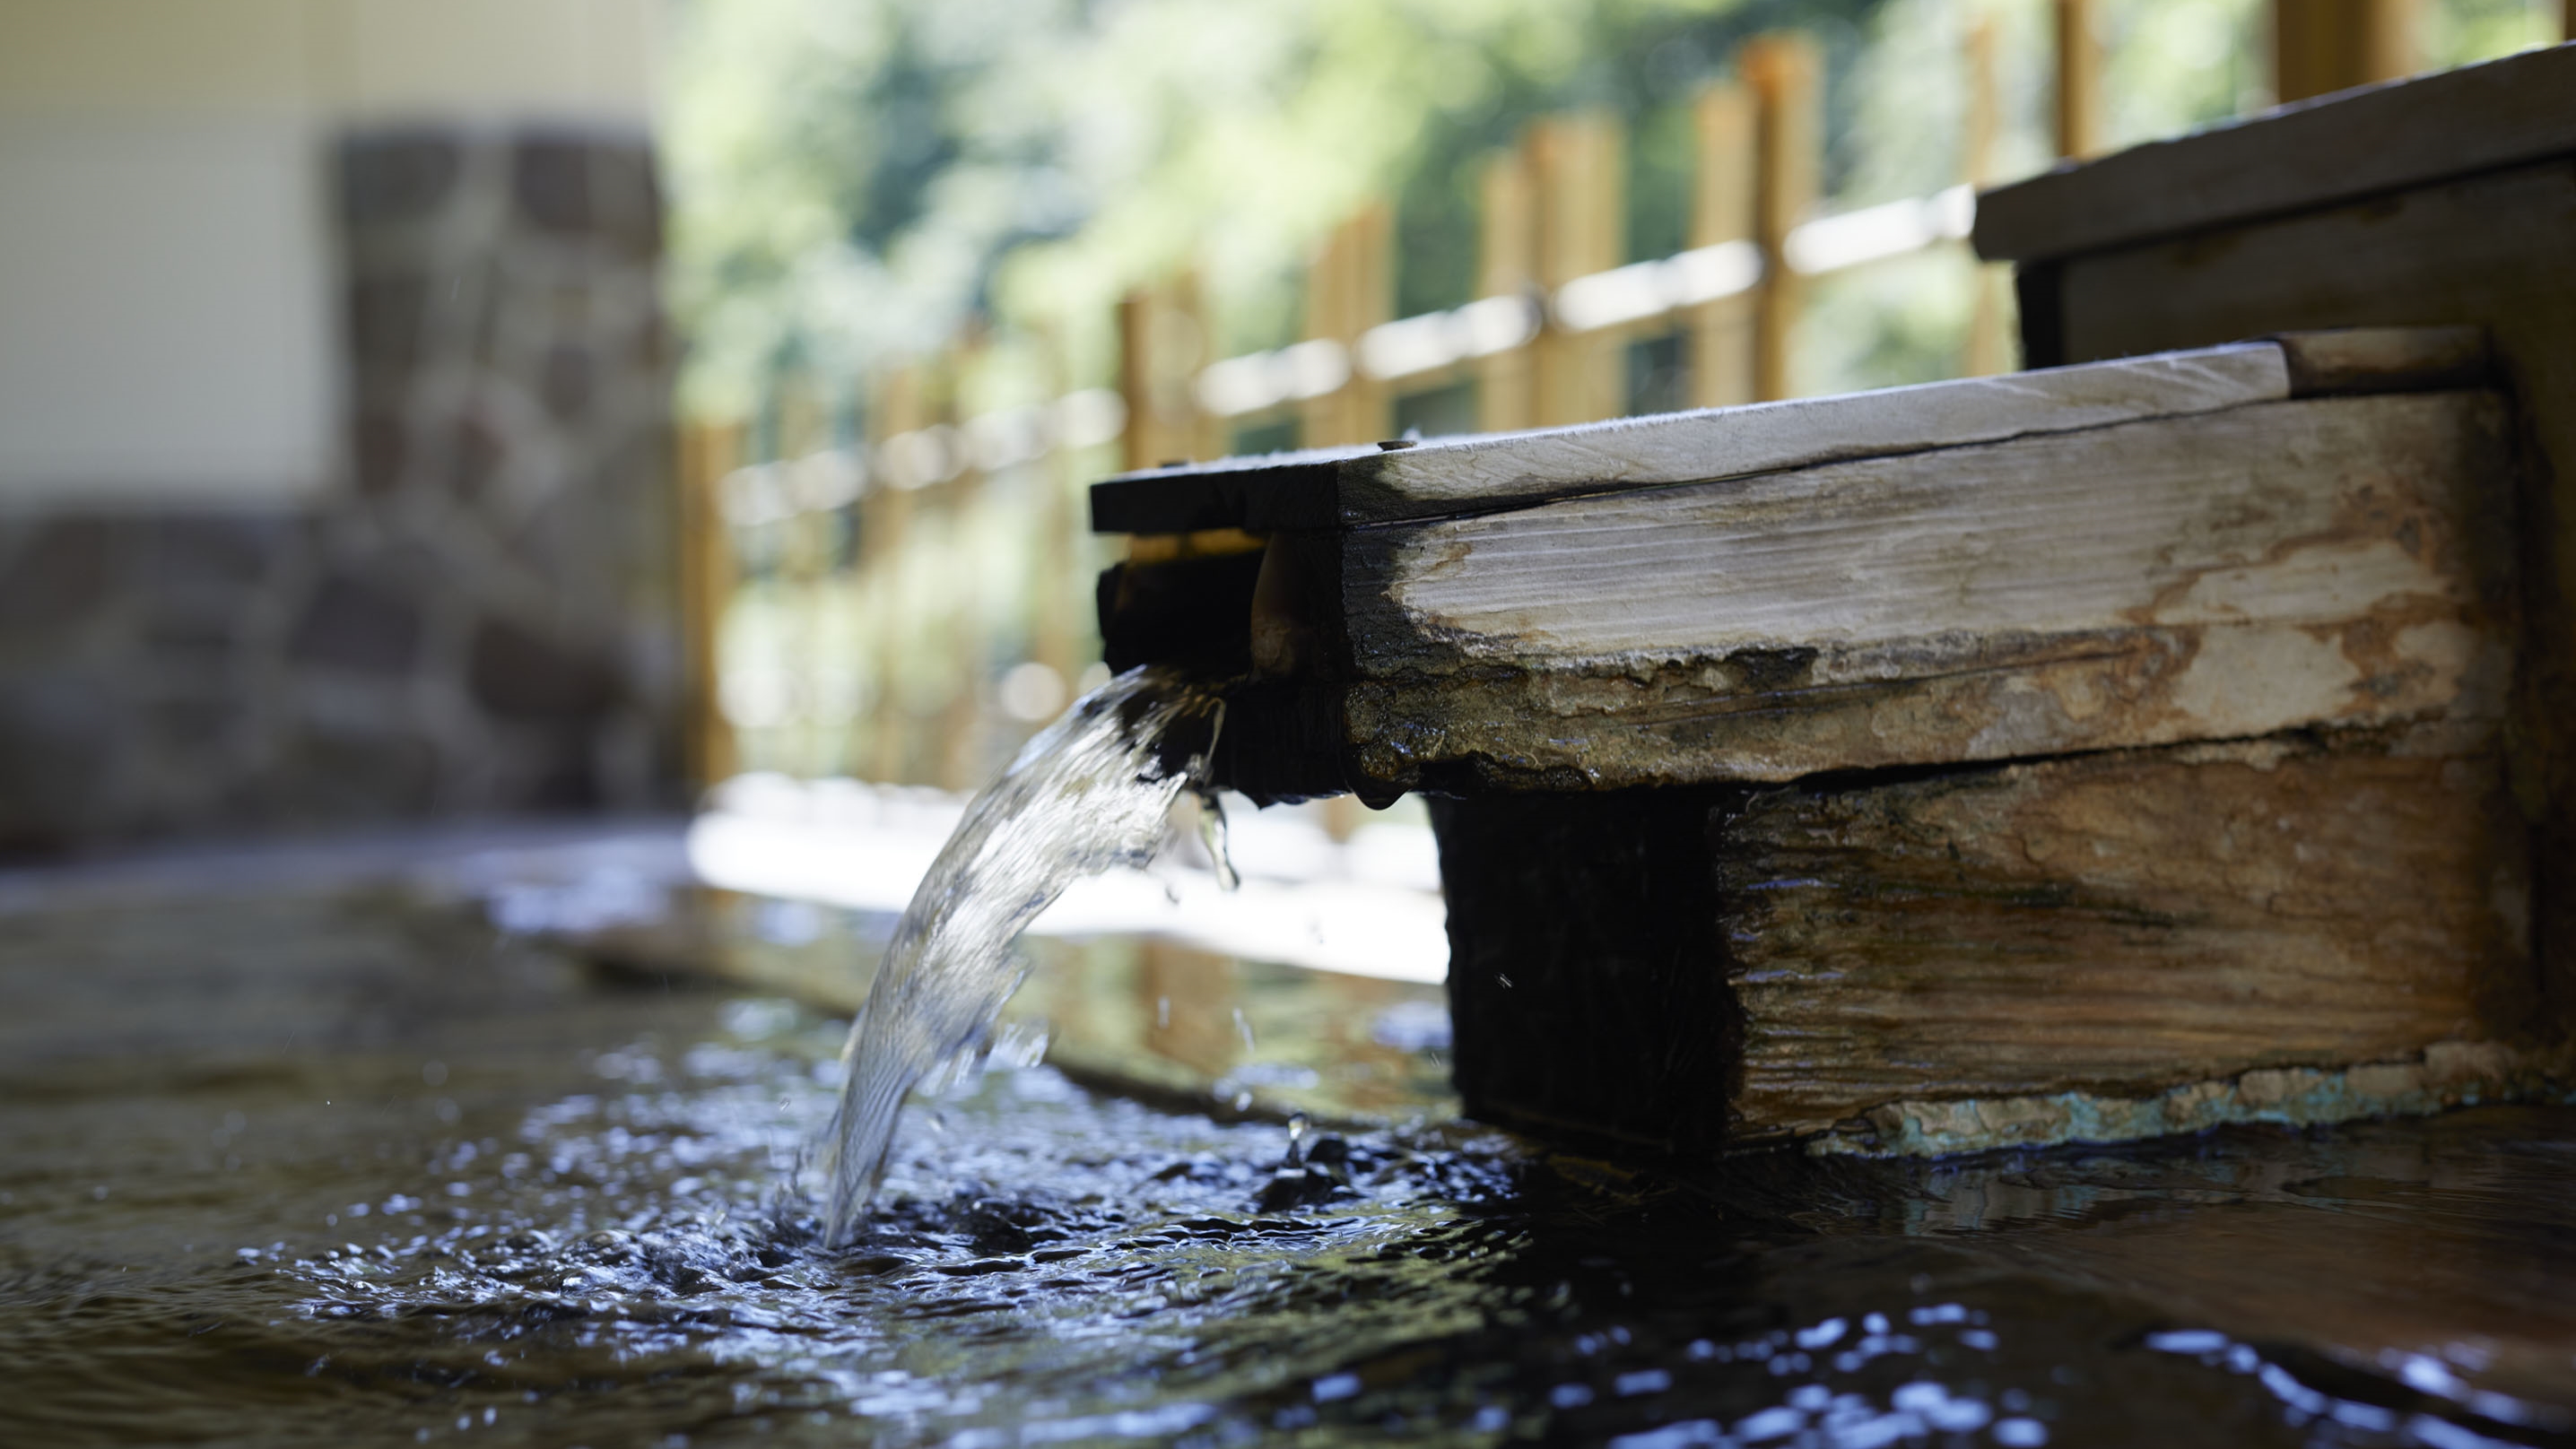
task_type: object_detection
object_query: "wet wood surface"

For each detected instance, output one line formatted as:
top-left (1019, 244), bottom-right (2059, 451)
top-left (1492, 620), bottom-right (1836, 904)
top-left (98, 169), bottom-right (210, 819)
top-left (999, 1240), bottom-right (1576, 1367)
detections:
top-left (1716, 729), bottom-right (2537, 1139)
top-left (2018, 149), bottom-right (2576, 1053)
top-left (1340, 390), bottom-right (2518, 793)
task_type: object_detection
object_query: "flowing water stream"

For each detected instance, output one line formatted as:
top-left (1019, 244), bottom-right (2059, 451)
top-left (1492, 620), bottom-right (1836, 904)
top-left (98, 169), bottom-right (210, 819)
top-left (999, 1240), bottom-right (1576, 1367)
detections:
top-left (818, 666), bottom-right (1225, 1242)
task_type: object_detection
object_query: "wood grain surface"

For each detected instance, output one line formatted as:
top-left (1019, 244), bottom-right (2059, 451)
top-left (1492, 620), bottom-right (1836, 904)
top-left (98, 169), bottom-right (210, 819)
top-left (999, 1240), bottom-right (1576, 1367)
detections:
top-left (1717, 730), bottom-right (2537, 1138)
top-left (1337, 391), bottom-right (2518, 793)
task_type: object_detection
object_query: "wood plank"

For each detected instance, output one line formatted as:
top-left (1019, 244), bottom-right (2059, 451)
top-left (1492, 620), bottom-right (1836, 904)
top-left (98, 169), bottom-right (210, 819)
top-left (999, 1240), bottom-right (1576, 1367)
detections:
top-left (1973, 42), bottom-right (2576, 264)
top-left (1720, 733), bottom-right (2534, 1139)
top-left (1091, 328), bottom-right (2491, 537)
top-left (1092, 341), bottom-right (2293, 534)
top-left (1336, 391), bottom-right (2517, 793)
top-left (1346, 340), bottom-right (2287, 524)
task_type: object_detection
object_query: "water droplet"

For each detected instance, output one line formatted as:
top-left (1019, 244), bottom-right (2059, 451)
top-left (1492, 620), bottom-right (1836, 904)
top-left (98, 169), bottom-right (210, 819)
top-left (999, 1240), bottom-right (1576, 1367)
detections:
top-left (1195, 788), bottom-right (1240, 891)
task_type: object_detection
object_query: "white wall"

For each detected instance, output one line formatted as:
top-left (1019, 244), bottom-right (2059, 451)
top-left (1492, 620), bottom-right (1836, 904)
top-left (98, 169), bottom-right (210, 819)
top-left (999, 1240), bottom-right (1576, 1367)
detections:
top-left (0, 0), bottom-right (659, 507)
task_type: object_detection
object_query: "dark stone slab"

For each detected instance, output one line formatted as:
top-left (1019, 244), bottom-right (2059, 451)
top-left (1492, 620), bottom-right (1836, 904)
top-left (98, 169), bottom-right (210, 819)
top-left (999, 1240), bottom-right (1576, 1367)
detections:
top-left (0, 518), bottom-right (117, 638)
top-left (288, 574), bottom-right (422, 674)
top-left (469, 616), bottom-right (617, 719)
top-left (347, 273), bottom-right (428, 377)
top-left (541, 343), bottom-right (593, 420)
top-left (0, 675), bottom-right (118, 855)
top-left (338, 132), bottom-right (462, 228)
top-left (354, 411), bottom-right (408, 494)
top-left (140, 515), bottom-right (292, 594)
top-left (446, 408), bottom-right (507, 500)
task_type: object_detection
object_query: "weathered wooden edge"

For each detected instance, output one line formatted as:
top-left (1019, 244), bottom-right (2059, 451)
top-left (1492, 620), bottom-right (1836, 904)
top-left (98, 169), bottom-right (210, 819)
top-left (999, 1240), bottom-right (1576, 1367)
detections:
top-left (1091, 328), bottom-right (2494, 536)
top-left (1973, 43), bottom-right (2576, 265)
top-left (1335, 341), bottom-right (2289, 524)
top-left (1330, 391), bottom-right (2519, 794)
top-left (2273, 325), bottom-right (2491, 396)
top-left (1088, 444), bottom-right (1372, 534)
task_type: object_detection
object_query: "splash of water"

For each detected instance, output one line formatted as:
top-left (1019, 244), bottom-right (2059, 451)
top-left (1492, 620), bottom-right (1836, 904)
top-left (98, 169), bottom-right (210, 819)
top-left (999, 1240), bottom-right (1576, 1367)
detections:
top-left (816, 665), bottom-right (1226, 1245)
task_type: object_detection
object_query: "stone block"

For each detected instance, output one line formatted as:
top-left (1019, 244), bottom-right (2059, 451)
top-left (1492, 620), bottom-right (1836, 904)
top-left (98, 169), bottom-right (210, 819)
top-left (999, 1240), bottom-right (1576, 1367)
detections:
top-left (337, 133), bottom-right (461, 228)
top-left (468, 616), bottom-right (617, 720)
top-left (287, 574), bottom-right (421, 674)
top-left (0, 519), bottom-right (116, 640)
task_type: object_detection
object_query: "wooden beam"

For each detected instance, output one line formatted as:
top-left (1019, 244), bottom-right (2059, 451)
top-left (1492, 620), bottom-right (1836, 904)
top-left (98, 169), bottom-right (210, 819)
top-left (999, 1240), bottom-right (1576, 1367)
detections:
top-left (1437, 725), bottom-right (2545, 1156)
top-left (1095, 335), bottom-right (2302, 533)
top-left (1716, 732), bottom-right (2531, 1142)
top-left (1974, 40), bottom-right (2576, 265)
top-left (2274, 0), bottom-right (2424, 104)
top-left (1742, 33), bottom-right (1820, 402)
top-left (1341, 389), bottom-right (2516, 792)
top-left (1687, 82), bottom-right (1756, 409)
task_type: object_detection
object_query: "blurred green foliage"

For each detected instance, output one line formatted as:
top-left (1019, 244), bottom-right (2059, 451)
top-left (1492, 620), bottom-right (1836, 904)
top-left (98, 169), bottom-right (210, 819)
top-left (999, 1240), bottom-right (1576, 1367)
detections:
top-left (666, 0), bottom-right (2563, 427)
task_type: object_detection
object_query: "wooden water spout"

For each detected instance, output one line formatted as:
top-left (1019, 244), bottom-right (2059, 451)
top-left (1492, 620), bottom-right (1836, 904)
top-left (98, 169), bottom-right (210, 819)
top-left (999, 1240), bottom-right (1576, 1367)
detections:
top-left (1092, 45), bottom-right (2576, 1158)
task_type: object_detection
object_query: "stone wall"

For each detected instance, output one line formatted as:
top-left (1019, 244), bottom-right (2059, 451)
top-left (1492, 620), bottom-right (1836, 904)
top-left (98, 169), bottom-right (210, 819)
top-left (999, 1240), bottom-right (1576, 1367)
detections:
top-left (0, 126), bottom-right (680, 855)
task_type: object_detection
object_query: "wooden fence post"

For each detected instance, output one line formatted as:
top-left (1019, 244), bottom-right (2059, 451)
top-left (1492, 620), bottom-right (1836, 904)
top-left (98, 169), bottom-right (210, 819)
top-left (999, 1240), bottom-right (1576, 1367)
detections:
top-left (1476, 148), bottom-right (1538, 432)
top-left (863, 364), bottom-right (924, 784)
top-left (1688, 82), bottom-right (1757, 410)
top-left (1117, 290), bottom-right (1161, 473)
top-left (1030, 323), bottom-right (1082, 689)
top-left (1301, 207), bottom-right (1394, 446)
top-left (1529, 113), bottom-right (1625, 425)
top-left (2273, 0), bottom-right (2422, 103)
top-left (2053, 0), bottom-right (2102, 160)
top-left (1963, 15), bottom-right (2012, 377)
top-left (677, 420), bottom-right (742, 794)
top-left (933, 341), bottom-right (988, 793)
top-left (1743, 34), bottom-right (1820, 403)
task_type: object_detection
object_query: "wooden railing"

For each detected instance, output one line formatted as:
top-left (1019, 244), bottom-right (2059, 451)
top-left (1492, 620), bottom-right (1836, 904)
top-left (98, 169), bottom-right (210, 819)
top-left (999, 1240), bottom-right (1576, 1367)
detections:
top-left (679, 18), bottom-right (2123, 794)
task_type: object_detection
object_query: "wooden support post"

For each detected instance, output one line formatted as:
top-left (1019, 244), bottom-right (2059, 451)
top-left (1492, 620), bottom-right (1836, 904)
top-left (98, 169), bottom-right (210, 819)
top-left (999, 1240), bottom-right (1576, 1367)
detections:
top-left (2053, 0), bottom-right (2102, 161)
top-left (1687, 82), bottom-right (1757, 410)
top-left (1528, 113), bottom-right (1625, 425)
top-left (1743, 34), bottom-right (1820, 403)
top-left (1476, 149), bottom-right (1538, 433)
top-left (676, 421), bottom-right (742, 794)
top-left (2273, 0), bottom-right (2423, 103)
top-left (1963, 16), bottom-right (2012, 377)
